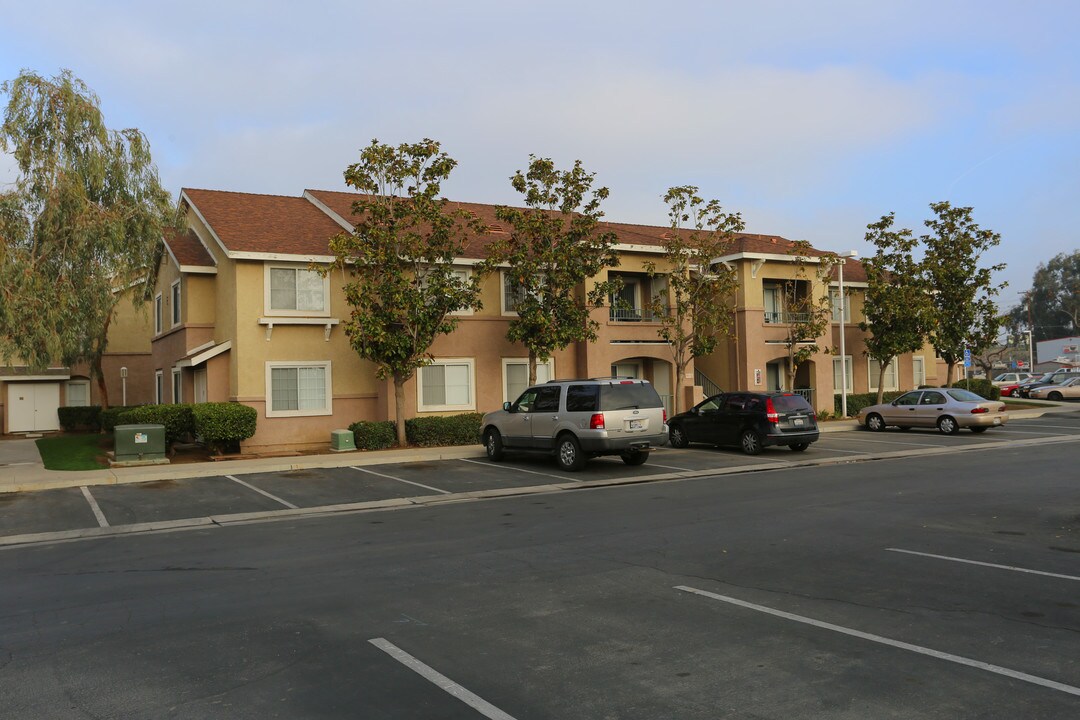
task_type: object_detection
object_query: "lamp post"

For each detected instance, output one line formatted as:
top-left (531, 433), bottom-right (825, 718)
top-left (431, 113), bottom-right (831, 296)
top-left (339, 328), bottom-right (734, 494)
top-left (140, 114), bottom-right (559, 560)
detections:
top-left (838, 251), bottom-right (858, 418)
top-left (1027, 329), bottom-right (1034, 373)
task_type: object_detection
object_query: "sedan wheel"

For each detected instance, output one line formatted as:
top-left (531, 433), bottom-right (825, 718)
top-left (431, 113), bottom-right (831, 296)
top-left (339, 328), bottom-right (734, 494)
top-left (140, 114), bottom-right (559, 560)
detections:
top-left (669, 425), bottom-right (689, 448)
top-left (740, 429), bottom-right (763, 455)
top-left (866, 413), bottom-right (886, 432)
top-left (1048, 392), bottom-right (1063, 401)
top-left (937, 415), bottom-right (959, 435)
top-left (970, 426), bottom-right (988, 434)
top-left (556, 435), bottom-right (586, 471)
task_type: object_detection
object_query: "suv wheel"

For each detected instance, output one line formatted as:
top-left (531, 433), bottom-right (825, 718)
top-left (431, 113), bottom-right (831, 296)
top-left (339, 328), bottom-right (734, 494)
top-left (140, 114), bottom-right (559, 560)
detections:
top-left (739, 429), bottom-right (763, 455)
top-left (669, 425), bottom-right (689, 448)
top-left (556, 434), bottom-right (586, 471)
top-left (620, 451), bottom-right (649, 466)
top-left (484, 428), bottom-right (504, 461)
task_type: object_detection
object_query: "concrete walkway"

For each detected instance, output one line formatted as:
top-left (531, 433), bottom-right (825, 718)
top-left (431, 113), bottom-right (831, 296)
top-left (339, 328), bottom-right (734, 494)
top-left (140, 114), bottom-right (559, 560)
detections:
top-left (2, 404), bottom-right (1075, 495)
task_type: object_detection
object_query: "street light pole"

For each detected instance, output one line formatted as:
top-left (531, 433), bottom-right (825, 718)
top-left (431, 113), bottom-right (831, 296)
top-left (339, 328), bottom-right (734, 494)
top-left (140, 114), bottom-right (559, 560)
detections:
top-left (838, 251), bottom-right (858, 418)
top-left (1027, 329), bottom-right (1034, 373)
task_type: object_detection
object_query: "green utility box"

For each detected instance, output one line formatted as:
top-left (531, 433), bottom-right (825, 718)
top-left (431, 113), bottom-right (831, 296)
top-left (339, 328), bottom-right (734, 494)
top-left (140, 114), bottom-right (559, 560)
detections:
top-left (114, 423), bottom-right (166, 462)
top-left (330, 429), bottom-right (356, 452)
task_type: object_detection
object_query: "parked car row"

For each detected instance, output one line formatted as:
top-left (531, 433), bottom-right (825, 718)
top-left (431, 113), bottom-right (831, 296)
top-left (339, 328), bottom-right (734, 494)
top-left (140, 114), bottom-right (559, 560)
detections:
top-left (1004, 369), bottom-right (1080, 398)
top-left (1027, 376), bottom-right (1080, 401)
top-left (480, 375), bottom-right (1036, 471)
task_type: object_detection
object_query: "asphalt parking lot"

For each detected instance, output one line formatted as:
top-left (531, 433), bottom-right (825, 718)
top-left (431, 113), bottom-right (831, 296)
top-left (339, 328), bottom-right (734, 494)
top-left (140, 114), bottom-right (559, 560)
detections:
top-left (2, 414), bottom-right (1079, 545)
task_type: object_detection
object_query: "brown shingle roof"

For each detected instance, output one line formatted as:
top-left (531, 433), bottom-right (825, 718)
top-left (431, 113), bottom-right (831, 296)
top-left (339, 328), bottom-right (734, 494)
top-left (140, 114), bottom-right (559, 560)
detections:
top-left (164, 228), bottom-right (215, 268)
top-left (182, 188), bottom-right (345, 256)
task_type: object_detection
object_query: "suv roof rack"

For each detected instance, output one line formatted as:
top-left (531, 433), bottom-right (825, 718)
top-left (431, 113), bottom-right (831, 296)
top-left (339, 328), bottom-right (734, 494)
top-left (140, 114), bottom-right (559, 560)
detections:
top-left (545, 376), bottom-right (646, 383)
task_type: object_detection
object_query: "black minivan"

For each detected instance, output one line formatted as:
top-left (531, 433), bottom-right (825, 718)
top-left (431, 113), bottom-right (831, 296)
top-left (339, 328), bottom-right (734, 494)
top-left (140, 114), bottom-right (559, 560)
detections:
top-left (666, 391), bottom-right (819, 455)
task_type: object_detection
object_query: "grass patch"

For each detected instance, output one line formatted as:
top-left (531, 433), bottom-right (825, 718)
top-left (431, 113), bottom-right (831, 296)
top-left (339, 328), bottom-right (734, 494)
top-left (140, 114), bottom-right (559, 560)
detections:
top-left (35, 434), bottom-right (109, 471)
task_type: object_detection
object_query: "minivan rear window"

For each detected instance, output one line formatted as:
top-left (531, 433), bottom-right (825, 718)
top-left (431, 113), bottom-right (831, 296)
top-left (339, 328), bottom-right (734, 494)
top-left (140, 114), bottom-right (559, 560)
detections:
top-left (771, 394), bottom-right (813, 412)
top-left (599, 383), bottom-right (663, 410)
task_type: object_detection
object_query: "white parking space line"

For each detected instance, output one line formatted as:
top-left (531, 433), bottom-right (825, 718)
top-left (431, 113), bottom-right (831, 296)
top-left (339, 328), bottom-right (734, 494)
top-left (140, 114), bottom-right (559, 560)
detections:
top-left (993, 429), bottom-right (1063, 435)
top-left (80, 486), bottom-right (109, 528)
top-left (647, 461), bottom-right (694, 471)
top-left (1010, 423), bottom-right (1080, 431)
top-left (226, 475), bottom-right (298, 509)
top-left (675, 585), bottom-right (1080, 698)
top-left (830, 435), bottom-right (946, 448)
top-left (811, 447), bottom-right (870, 455)
top-left (369, 638), bottom-right (518, 720)
top-left (459, 457), bottom-right (581, 482)
top-left (350, 466), bottom-right (452, 494)
top-left (886, 548), bottom-right (1080, 582)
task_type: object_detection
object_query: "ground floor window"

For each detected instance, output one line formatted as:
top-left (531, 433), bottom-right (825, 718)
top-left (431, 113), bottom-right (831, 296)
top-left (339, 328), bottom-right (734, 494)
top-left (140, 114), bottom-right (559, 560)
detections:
top-left (267, 362), bottom-right (331, 417)
top-left (502, 358), bottom-right (553, 403)
top-left (155, 370), bottom-right (163, 405)
top-left (65, 380), bottom-right (90, 407)
top-left (418, 359), bottom-right (474, 412)
top-left (868, 357), bottom-right (898, 392)
top-left (171, 369), bottom-right (182, 404)
top-left (832, 356), bottom-right (853, 394)
top-left (913, 356), bottom-right (926, 387)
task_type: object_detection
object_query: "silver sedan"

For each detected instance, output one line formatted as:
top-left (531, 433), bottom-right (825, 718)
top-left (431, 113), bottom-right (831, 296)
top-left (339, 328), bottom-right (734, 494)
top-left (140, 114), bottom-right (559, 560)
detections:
top-left (1028, 376), bottom-right (1080, 401)
top-left (858, 387), bottom-right (1008, 434)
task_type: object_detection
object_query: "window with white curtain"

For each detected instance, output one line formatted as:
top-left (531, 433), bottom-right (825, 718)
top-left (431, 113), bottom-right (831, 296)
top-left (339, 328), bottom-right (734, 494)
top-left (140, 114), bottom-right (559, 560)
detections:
top-left (868, 357), bottom-right (898, 392)
top-left (66, 380), bottom-right (90, 407)
top-left (832, 356), bottom-right (853, 394)
top-left (503, 359), bottom-right (553, 403)
top-left (418, 359), bottom-right (474, 411)
top-left (268, 266), bottom-right (327, 314)
top-left (829, 288), bottom-right (851, 323)
top-left (913, 356), bottom-right (926, 387)
top-left (267, 362), bottom-right (331, 416)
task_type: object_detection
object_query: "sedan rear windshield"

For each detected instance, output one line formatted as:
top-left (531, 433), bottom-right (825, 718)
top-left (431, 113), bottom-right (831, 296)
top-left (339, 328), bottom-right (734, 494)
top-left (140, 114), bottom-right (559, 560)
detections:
top-left (771, 394), bottom-right (813, 412)
top-left (599, 383), bottom-right (663, 410)
top-left (946, 388), bottom-right (985, 402)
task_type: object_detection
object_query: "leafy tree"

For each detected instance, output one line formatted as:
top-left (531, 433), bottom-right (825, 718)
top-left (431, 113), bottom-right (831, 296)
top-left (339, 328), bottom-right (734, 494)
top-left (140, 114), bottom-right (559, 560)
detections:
top-left (488, 156), bottom-right (620, 384)
top-left (643, 186), bottom-right (741, 413)
top-left (920, 201), bottom-right (1006, 385)
top-left (327, 138), bottom-right (488, 447)
top-left (1006, 251), bottom-right (1080, 342)
top-left (860, 213), bottom-right (930, 404)
top-left (779, 241), bottom-right (839, 394)
top-left (0, 69), bottom-right (172, 405)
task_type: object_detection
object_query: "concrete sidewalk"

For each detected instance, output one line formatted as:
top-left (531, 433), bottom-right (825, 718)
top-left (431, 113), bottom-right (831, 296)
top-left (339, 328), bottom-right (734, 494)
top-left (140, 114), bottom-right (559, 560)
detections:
top-left (2, 404), bottom-right (1075, 495)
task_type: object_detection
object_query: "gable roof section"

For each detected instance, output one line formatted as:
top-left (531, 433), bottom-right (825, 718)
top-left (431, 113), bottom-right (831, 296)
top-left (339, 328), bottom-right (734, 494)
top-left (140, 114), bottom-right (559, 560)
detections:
top-left (164, 228), bottom-right (217, 273)
top-left (182, 188), bottom-right (344, 259)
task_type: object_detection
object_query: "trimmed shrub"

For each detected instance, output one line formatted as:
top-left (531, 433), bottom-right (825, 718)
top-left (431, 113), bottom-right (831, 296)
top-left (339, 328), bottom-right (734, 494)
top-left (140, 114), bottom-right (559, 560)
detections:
top-left (58, 405), bottom-right (102, 432)
top-left (192, 402), bottom-right (257, 454)
top-left (951, 378), bottom-right (1001, 400)
top-left (834, 391), bottom-right (907, 417)
top-left (405, 413), bottom-right (483, 447)
top-left (117, 404), bottom-right (195, 445)
top-left (349, 420), bottom-right (397, 450)
top-left (101, 405), bottom-right (143, 432)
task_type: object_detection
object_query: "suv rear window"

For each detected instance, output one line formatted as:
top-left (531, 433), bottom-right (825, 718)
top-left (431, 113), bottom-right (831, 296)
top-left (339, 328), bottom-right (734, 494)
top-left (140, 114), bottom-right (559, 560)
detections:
top-left (566, 385), bottom-right (600, 412)
top-left (599, 382), bottom-right (663, 410)
top-left (771, 394), bottom-right (813, 412)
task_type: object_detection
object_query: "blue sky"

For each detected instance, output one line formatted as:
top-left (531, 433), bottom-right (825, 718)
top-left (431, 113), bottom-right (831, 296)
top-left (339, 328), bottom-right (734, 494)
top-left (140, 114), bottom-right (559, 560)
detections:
top-left (2, 1), bottom-right (1078, 310)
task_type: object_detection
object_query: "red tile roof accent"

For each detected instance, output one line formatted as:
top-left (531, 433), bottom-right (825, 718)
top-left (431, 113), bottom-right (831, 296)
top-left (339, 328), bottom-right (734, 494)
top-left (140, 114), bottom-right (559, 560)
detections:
top-left (182, 188), bottom-right (345, 256)
top-left (164, 228), bottom-right (215, 268)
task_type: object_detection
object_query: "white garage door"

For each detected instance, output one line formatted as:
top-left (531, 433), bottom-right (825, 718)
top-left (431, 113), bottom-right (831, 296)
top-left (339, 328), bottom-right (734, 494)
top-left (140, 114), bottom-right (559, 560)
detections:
top-left (6, 382), bottom-right (61, 432)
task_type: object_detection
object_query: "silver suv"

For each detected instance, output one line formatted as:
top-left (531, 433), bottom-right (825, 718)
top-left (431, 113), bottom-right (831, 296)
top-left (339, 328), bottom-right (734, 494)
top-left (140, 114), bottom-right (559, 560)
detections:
top-left (481, 378), bottom-right (668, 471)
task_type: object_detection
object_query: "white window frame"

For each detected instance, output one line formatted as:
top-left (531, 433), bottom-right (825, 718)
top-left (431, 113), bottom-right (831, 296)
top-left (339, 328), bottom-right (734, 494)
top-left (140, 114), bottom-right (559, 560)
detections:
top-left (829, 288), bottom-right (851, 323)
top-left (417, 358), bottom-right (475, 412)
top-left (913, 355), bottom-right (926, 388)
top-left (65, 380), bottom-right (91, 407)
top-left (832, 356), bottom-right (854, 395)
top-left (155, 370), bottom-right (164, 404)
top-left (264, 264), bottom-right (331, 318)
top-left (154, 293), bottom-right (163, 335)
top-left (501, 358), bottom-right (554, 403)
top-left (265, 361), bottom-right (333, 418)
top-left (171, 368), bottom-right (182, 404)
top-left (170, 279), bottom-right (181, 327)
top-left (868, 357), bottom-right (899, 392)
top-left (501, 271), bottom-right (525, 315)
top-left (422, 266), bottom-right (473, 317)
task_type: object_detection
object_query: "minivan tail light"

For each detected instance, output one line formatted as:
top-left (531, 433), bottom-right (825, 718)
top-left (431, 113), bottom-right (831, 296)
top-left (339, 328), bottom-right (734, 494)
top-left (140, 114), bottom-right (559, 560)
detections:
top-left (765, 397), bottom-right (779, 423)
top-left (970, 407), bottom-right (989, 414)
top-left (589, 413), bottom-right (606, 429)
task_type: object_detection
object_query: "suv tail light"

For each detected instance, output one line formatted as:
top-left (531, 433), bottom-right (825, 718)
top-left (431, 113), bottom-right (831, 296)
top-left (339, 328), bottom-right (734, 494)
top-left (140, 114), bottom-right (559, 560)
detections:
top-left (970, 407), bottom-right (989, 414)
top-left (663, 409), bottom-right (667, 423)
top-left (589, 413), bottom-right (606, 429)
top-left (765, 397), bottom-right (779, 424)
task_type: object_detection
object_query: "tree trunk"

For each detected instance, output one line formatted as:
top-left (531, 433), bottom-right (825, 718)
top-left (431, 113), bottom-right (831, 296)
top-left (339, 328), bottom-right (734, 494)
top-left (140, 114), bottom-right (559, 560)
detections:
top-left (945, 361), bottom-right (956, 387)
top-left (673, 358), bottom-right (686, 414)
top-left (92, 354), bottom-right (109, 410)
top-left (393, 375), bottom-right (407, 447)
top-left (528, 350), bottom-right (537, 386)
top-left (876, 363), bottom-right (888, 405)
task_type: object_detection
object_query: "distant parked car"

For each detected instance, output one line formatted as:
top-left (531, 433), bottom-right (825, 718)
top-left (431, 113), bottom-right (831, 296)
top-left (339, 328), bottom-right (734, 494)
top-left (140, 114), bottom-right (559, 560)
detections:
top-left (999, 383), bottom-right (1023, 398)
top-left (1017, 370), bottom-right (1080, 398)
top-left (1028, 376), bottom-right (1080, 401)
top-left (667, 391), bottom-right (819, 455)
top-left (991, 372), bottom-right (1036, 387)
top-left (858, 388), bottom-right (1008, 434)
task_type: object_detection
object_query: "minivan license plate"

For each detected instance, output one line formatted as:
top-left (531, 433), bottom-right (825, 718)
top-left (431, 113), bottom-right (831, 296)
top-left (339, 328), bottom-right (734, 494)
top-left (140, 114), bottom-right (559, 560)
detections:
top-left (793, 417), bottom-right (804, 426)
top-left (629, 419), bottom-right (643, 430)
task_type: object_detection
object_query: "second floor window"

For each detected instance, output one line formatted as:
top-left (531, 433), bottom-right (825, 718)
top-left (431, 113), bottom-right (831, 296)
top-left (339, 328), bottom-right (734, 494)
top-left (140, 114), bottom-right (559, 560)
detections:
top-left (829, 288), bottom-right (851, 323)
top-left (269, 267), bottom-right (326, 313)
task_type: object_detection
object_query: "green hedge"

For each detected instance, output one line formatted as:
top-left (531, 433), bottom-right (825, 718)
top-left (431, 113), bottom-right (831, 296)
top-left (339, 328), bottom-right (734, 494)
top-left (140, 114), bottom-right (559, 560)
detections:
top-left (117, 404), bottom-right (195, 445)
top-left (58, 406), bottom-right (102, 432)
top-left (405, 413), bottom-right (484, 447)
top-left (834, 391), bottom-right (907, 417)
top-left (101, 405), bottom-right (143, 432)
top-left (349, 420), bottom-right (397, 450)
top-left (951, 378), bottom-right (1001, 400)
top-left (192, 402), bottom-right (257, 454)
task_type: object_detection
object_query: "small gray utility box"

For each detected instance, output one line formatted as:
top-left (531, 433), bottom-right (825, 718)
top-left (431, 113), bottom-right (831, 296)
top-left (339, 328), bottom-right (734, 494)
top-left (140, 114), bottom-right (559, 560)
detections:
top-left (114, 423), bottom-right (166, 462)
